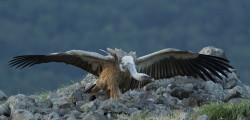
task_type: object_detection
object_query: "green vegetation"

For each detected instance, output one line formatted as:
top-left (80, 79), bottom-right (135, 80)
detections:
top-left (115, 101), bottom-right (250, 120)
top-left (0, 1), bottom-right (250, 95)
top-left (116, 110), bottom-right (182, 120)
top-left (33, 89), bottom-right (51, 100)
top-left (192, 100), bottom-right (250, 120)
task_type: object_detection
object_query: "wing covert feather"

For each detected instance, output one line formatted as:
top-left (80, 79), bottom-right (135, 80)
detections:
top-left (9, 50), bottom-right (111, 76)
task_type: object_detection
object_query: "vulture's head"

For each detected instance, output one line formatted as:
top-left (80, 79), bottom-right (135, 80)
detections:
top-left (119, 56), bottom-right (155, 83)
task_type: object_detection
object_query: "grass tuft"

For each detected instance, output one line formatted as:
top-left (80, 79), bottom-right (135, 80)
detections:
top-left (33, 89), bottom-right (51, 100)
top-left (192, 100), bottom-right (250, 120)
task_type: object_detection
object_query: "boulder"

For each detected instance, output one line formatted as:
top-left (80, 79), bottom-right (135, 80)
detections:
top-left (199, 46), bottom-right (226, 58)
top-left (11, 109), bottom-right (34, 120)
top-left (6, 94), bottom-right (36, 113)
top-left (0, 90), bottom-right (7, 101)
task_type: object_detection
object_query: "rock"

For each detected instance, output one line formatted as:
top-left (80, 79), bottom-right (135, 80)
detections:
top-left (197, 114), bottom-right (209, 120)
top-left (237, 115), bottom-right (249, 120)
top-left (122, 89), bottom-right (144, 101)
top-left (143, 77), bottom-right (175, 91)
top-left (55, 108), bottom-right (78, 117)
top-left (168, 83), bottom-right (194, 99)
top-left (65, 90), bottom-right (83, 103)
top-left (62, 110), bottom-right (81, 120)
top-left (0, 115), bottom-right (8, 120)
top-left (148, 104), bottom-right (171, 116)
top-left (53, 100), bottom-right (74, 109)
top-left (11, 109), bottom-right (34, 120)
top-left (55, 82), bottom-right (83, 101)
top-left (46, 91), bottom-right (59, 100)
top-left (203, 81), bottom-right (224, 100)
top-left (80, 99), bottom-right (102, 112)
top-left (123, 90), bottom-right (172, 116)
top-left (83, 111), bottom-right (107, 120)
top-left (36, 99), bottom-right (53, 108)
top-left (224, 86), bottom-right (243, 101)
top-left (228, 98), bottom-right (245, 103)
top-left (222, 69), bottom-right (241, 89)
top-left (33, 113), bottom-right (44, 120)
top-left (0, 104), bottom-right (10, 116)
top-left (199, 46), bottom-right (226, 58)
top-left (63, 114), bottom-right (76, 120)
top-left (177, 108), bottom-right (194, 120)
top-left (204, 81), bottom-right (223, 93)
top-left (155, 93), bottom-right (179, 108)
top-left (6, 94), bottom-right (36, 113)
top-left (0, 90), bottom-right (7, 101)
top-left (99, 99), bottom-right (127, 113)
top-left (238, 84), bottom-right (250, 99)
top-left (81, 74), bottom-right (98, 88)
top-left (34, 108), bottom-right (53, 115)
top-left (44, 112), bottom-right (60, 120)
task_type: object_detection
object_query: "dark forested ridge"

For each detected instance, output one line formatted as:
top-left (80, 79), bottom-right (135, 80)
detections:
top-left (1, 0), bottom-right (249, 95)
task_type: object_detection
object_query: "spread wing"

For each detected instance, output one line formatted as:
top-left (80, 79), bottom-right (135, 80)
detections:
top-left (127, 48), bottom-right (233, 89)
top-left (9, 50), bottom-right (111, 77)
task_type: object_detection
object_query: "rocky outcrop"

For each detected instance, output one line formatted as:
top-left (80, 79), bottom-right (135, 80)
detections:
top-left (0, 46), bottom-right (249, 120)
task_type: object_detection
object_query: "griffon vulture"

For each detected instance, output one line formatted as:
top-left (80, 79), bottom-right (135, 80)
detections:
top-left (9, 48), bottom-right (233, 99)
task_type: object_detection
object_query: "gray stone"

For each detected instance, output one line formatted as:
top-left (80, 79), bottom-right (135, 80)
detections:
top-left (62, 110), bottom-right (81, 120)
top-left (178, 108), bottom-right (194, 120)
top-left (122, 89), bottom-right (144, 101)
top-left (53, 100), bottom-right (74, 109)
top-left (130, 109), bottom-right (142, 116)
top-left (44, 112), bottom-right (60, 120)
top-left (156, 93), bottom-right (179, 108)
top-left (81, 99), bottom-right (102, 112)
top-left (67, 110), bottom-right (81, 117)
top-left (228, 98), bottom-right (244, 103)
top-left (155, 87), bottom-right (168, 95)
top-left (33, 113), bottom-right (44, 120)
top-left (197, 114), bottom-right (209, 120)
top-left (223, 69), bottom-right (241, 89)
top-left (46, 92), bottom-right (59, 101)
top-left (0, 115), bottom-right (8, 120)
top-left (168, 83), bottom-right (194, 99)
top-left (99, 99), bottom-right (127, 113)
top-left (237, 115), bottom-right (249, 120)
top-left (147, 104), bottom-right (171, 116)
top-left (34, 108), bottom-right (53, 115)
top-left (11, 109), bottom-right (34, 120)
top-left (83, 111), bottom-right (107, 120)
top-left (81, 74), bottom-right (98, 86)
top-left (199, 46), bottom-right (226, 58)
top-left (36, 99), bottom-right (53, 108)
top-left (239, 84), bottom-right (250, 99)
top-left (143, 78), bottom-right (175, 91)
top-left (7, 94), bottom-right (36, 113)
top-left (76, 100), bottom-right (89, 108)
top-left (56, 82), bottom-right (82, 99)
top-left (65, 90), bottom-right (83, 103)
top-left (65, 116), bottom-right (77, 120)
top-left (203, 81), bottom-right (224, 100)
top-left (204, 81), bottom-right (223, 93)
top-left (63, 114), bottom-right (77, 120)
top-left (224, 86), bottom-right (243, 101)
top-left (0, 104), bottom-right (10, 116)
top-left (0, 90), bottom-right (7, 101)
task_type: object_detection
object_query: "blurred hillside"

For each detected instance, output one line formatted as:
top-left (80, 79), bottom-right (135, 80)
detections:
top-left (0, 0), bottom-right (249, 95)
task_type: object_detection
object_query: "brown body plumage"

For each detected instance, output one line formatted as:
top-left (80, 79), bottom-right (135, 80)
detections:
top-left (9, 48), bottom-right (233, 99)
top-left (90, 64), bottom-right (130, 99)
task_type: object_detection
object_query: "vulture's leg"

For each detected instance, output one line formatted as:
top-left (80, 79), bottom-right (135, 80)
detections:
top-left (108, 84), bottom-right (121, 99)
